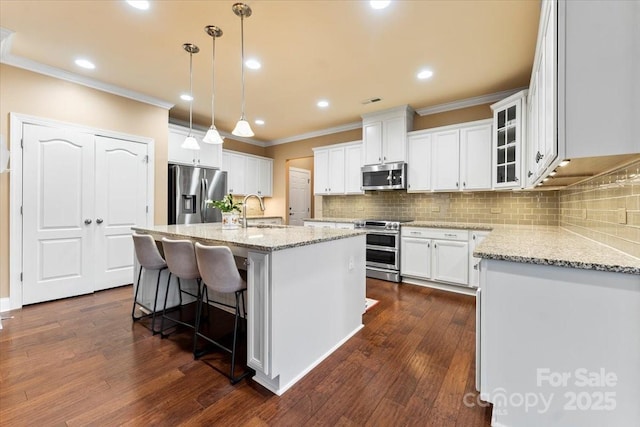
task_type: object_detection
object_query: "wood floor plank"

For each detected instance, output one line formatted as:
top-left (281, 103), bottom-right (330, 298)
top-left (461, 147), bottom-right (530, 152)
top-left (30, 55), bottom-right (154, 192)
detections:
top-left (0, 280), bottom-right (491, 426)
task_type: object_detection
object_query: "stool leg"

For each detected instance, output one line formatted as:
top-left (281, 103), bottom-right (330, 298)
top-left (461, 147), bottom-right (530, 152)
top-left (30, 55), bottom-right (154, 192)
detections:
top-left (131, 266), bottom-right (143, 320)
top-left (193, 282), bottom-right (205, 357)
top-left (160, 271), bottom-right (172, 338)
top-left (229, 291), bottom-right (241, 383)
top-left (150, 267), bottom-right (165, 334)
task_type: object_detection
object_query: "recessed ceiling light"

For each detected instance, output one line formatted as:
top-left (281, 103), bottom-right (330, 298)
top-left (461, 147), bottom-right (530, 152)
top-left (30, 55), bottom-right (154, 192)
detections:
top-left (74, 58), bottom-right (95, 70)
top-left (245, 59), bottom-right (261, 70)
top-left (417, 69), bottom-right (433, 80)
top-left (370, 1), bottom-right (391, 10)
top-left (254, 119), bottom-right (265, 125)
top-left (317, 100), bottom-right (329, 108)
top-left (126, 1), bottom-right (150, 10)
top-left (180, 94), bottom-right (193, 101)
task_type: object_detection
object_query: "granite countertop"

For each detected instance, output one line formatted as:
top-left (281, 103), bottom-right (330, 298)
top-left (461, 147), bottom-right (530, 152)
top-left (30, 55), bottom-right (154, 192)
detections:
top-left (133, 223), bottom-right (365, 252)
top-left (303, 217), bottom-right (360, 223)
top-left (474, 225), bottom-right (640, 275)
top-left (405, 221), bottom-right (493, 231)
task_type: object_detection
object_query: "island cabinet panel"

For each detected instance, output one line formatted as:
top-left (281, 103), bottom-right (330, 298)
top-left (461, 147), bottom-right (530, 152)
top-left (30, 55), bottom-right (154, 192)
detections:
top-left (478, 260), bottom-right (640, 427)
top-left (247, 251), bottom-right (271, 376)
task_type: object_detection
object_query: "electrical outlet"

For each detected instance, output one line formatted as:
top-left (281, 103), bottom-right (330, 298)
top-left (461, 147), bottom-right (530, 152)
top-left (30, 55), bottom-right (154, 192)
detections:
top-left (491, 208), bottom-right (501, 214)
top-left (348, 256), bottom-right (354, 271)
top-left (617, 208), bottom-right (627, 224)
top-left (431, 206), bottom-right (440, 212)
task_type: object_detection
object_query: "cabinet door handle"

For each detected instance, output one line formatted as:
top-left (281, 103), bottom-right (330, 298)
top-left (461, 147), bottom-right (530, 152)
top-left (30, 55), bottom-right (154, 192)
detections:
top-left (472, 234), bottom-right (476, 240)
top-left (84, 219), bottom-right (92, 225)
top-left (96, 218), bottom-right (104, 224)
top-left (536, 151), bottom-right (544, 163)
top-left (427, 243), bottom-right (430, 248)
top-left (474, 263), bottom-right (479, 270)
top-left (456, 182), bottom-right (459, 188)
top-left (528, 171), bottom-right (533, 178)
top-left (463, 182), bottom-right (466, 187)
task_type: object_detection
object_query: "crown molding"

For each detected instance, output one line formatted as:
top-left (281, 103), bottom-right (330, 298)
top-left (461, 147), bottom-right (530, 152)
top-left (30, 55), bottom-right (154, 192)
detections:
top-left (268, 120), bottom-right (362, 146)
top-left (415, 87), bottom-right (528, 116)
top-left (0, 27), bottom-right (174, 110)
top-left (168, 119), bottom-right (267, 148)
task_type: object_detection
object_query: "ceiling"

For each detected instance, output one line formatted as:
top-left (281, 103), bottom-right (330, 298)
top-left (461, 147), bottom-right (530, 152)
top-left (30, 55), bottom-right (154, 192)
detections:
top-left (0, 0), bottom-right (541, 145)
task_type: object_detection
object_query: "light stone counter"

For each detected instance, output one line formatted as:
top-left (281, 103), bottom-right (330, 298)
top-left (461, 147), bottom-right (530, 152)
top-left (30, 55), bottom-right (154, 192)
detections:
top-left (132, 223), bottom-right (364, 252)
top-left (303, 217), bottom-right (360, 224)
top-left (474, 225), bottom-right (640, 275)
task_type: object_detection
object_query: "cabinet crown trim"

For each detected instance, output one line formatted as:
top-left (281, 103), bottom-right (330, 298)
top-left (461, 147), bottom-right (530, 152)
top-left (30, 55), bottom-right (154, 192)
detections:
top-left (312, 140), bottom-right (362, 152)
top-left (490, 89), bottom-right (528, 111)
top-left (408, 118), bottom-right (493, 137)
top-left (361, 104), bottom-right (415, 121)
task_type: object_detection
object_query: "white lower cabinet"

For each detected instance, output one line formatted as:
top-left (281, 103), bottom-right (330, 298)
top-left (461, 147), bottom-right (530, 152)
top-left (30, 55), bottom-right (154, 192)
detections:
top-left (468, 230), bottom-right (490, 287)
top-left (303, 220), bottom-right (354, 229)
top-left (432, 239), bottom-right (469, 285)
top-left (401, 227), bottom-right (469, 287)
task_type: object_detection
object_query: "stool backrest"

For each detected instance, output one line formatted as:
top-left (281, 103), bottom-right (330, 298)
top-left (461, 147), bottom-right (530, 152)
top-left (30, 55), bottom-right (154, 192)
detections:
top-left (195, 243), bottom-right (246, 293)
top-left (132, 233), bottom-right (166, 270)
top-left (161, 238), bottom-right (200, 280)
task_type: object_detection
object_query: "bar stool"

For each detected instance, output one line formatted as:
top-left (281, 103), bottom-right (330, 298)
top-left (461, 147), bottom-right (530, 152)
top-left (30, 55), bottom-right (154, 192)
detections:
top-left (131, 232), bottom-right (167, 334)
top-left (193, 242), bottom-right (252, 384)
top-left (160, 238), bottom-right (203, 337)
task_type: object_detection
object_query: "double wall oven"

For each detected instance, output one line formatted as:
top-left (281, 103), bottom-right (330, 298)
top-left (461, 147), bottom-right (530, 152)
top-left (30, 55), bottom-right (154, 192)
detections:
top-left (355, 219), bottom-right (407, 283)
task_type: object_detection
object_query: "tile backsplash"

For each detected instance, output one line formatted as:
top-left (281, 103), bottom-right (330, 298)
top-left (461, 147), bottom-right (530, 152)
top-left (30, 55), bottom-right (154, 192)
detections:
top-left (323, 191), bottom-right (558, 225)
top-left (559, 159), bottom-right (640, 258)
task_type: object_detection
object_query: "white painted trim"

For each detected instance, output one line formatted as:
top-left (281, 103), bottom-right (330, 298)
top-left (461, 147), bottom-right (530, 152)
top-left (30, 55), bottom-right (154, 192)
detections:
top-left (8, 113), bottom-right (156, 310)
top-left (401, 277), bottom-right (476, 296)
top-left (169, 119), bottom-right (267, 148)
top-left (222, 148), bottom-right (272, 162)
top-left (415, 87), bottom-right (528, 116)
top-left (407, 118), bottom-right (493, 136)
top-left (288, 166), bottom-right (311, 174)
top-left (0, 297), bottom-right (11, 313)
top-left (268, 121), bottom-right (362, 146)
top-left (0, 28), bottom-right (173, 111)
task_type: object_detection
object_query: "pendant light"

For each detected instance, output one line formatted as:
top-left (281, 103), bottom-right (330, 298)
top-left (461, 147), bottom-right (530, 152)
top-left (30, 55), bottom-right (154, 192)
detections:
top-left (203, 25), bottom-right (225, 145)
top-left (181, 43), bottom-right (201, 150)
top-left (231, 3), bottom-right (254, 138)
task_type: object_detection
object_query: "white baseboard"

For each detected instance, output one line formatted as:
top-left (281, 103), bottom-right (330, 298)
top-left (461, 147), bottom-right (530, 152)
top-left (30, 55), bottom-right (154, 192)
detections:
top-left (0, 297), bottom-right (11, 313)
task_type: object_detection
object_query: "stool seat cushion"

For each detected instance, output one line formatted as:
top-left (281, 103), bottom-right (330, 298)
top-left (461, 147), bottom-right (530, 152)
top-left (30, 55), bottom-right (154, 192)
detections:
top-left (195, 243), bottom-right (246, 294)
top-left (132, 233), bottom-right (166, 270)
top-left (162, 238), bottom-right (201, 280)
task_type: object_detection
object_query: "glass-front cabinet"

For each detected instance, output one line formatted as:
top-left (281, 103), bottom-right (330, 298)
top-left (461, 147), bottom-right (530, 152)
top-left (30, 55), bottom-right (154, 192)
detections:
top-left (490, 90), bottom-right (527, 189)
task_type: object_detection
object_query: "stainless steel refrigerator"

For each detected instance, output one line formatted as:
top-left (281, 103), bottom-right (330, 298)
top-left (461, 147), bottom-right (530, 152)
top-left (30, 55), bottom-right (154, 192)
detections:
top-left (168, 164), bottom-right (227, 225)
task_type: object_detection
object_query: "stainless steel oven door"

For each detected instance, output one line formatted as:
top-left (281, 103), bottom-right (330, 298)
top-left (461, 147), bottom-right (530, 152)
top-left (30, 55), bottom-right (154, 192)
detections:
top-left (366, 246), bottom-right (399, 270)
top-left (365, 231), bottom-right (398, 250)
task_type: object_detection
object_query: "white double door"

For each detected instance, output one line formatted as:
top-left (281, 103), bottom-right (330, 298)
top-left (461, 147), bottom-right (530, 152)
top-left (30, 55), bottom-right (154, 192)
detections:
top-left (22, 123), bottom-right (148, 304)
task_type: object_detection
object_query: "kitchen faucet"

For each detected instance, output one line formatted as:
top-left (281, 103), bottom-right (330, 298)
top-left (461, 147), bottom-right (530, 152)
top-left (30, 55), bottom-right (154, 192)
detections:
top-left (242, 193), bottom-right (265, 228)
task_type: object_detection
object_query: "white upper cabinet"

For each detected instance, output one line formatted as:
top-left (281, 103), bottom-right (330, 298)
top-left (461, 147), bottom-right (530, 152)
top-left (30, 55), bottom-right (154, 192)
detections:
top-left (432, 129), bottom-right (460, 191)
top-left (491, 90), bottom-right (526, 189)
top-left (222, 150), bottom-right (273, 197)
top-left (525, 0), bottom-right (639, 186)
top-left (168, 123), bottom-right (222, 168)
top-left (407, 132), bottom-right (432, 192)
top-left (344, 143), bottom-right (364, 194)
top-left (362, 105), bottom-right (414, 166)
top-left (407, 119), bottom-right (492, 193)
top-left (313, 141), bottom-right (362, 196)
top-left (460, 123), bottom-right (493, 191)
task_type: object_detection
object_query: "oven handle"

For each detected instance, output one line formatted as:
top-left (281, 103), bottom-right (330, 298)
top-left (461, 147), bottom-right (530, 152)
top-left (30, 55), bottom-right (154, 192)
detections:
top-left (364, 230), bottom-right (400, 236)
top-left (366, 245), bottom-right (398, 253)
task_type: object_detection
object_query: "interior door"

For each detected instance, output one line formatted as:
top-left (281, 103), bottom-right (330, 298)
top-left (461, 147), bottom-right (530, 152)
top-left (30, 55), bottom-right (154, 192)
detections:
top-left (22, 124), bottom-right (95, 304)
top-left (94, 136), bottom-right (148, 291)
top-left (288, 167), bottom-right (310, 226)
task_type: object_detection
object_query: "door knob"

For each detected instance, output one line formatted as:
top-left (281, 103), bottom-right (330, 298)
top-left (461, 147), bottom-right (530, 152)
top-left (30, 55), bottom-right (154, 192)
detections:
top-left (84, 219), bottom-right (92, 225)
top-left (96, 218), bottom-right (104, 224)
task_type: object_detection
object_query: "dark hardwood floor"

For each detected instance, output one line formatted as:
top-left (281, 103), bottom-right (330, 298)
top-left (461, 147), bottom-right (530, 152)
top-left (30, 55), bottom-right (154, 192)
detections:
top-left (0, 279), bottom-right (491, 426)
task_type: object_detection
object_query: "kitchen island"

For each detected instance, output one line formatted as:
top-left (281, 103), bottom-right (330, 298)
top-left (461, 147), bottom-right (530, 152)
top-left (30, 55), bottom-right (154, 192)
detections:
top-left (474, 226), bottom-right (640, 427)
top-left (132, 223), bottom-right (366, 395)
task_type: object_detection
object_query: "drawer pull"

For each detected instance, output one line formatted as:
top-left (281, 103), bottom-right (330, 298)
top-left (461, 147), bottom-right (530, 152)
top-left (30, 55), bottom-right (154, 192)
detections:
top-left (444, 233), bottom-right (458, 237)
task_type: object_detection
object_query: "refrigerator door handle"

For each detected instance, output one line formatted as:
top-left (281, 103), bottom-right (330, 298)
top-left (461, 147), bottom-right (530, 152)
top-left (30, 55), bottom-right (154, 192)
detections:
top-left (200, 178), bottom-right (206, 223)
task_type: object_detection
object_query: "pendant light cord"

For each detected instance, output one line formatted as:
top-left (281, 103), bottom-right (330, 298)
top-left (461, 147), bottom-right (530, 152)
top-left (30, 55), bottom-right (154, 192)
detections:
top-left (189, 51), bottom-right (194, 135)
top-left (240, 13), bottom-right (246, 120)
top-left (211, 35), bottom-right (216, 125)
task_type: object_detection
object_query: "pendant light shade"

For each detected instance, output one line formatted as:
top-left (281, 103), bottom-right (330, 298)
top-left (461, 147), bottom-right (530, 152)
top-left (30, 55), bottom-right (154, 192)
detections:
top-left (181, 43), bottom-right (201, 150)
top-left (232, 3), bottom-right (254, 138)
top-left (203, 25), bottom-right (225, 145)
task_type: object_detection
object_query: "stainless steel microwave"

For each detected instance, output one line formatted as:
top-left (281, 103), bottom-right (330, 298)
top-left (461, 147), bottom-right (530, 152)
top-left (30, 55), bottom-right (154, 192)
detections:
top-left (361, 162), bottom-right (407, 191)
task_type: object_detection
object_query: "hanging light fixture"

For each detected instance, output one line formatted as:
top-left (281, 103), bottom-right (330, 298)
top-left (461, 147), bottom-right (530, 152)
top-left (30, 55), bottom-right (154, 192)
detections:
top-left (181, 43), bottom-right (201, 150)
top-left (231, 3), bottom-right (254, 138)
top-left (203, 25), bottom-right (225, 145)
